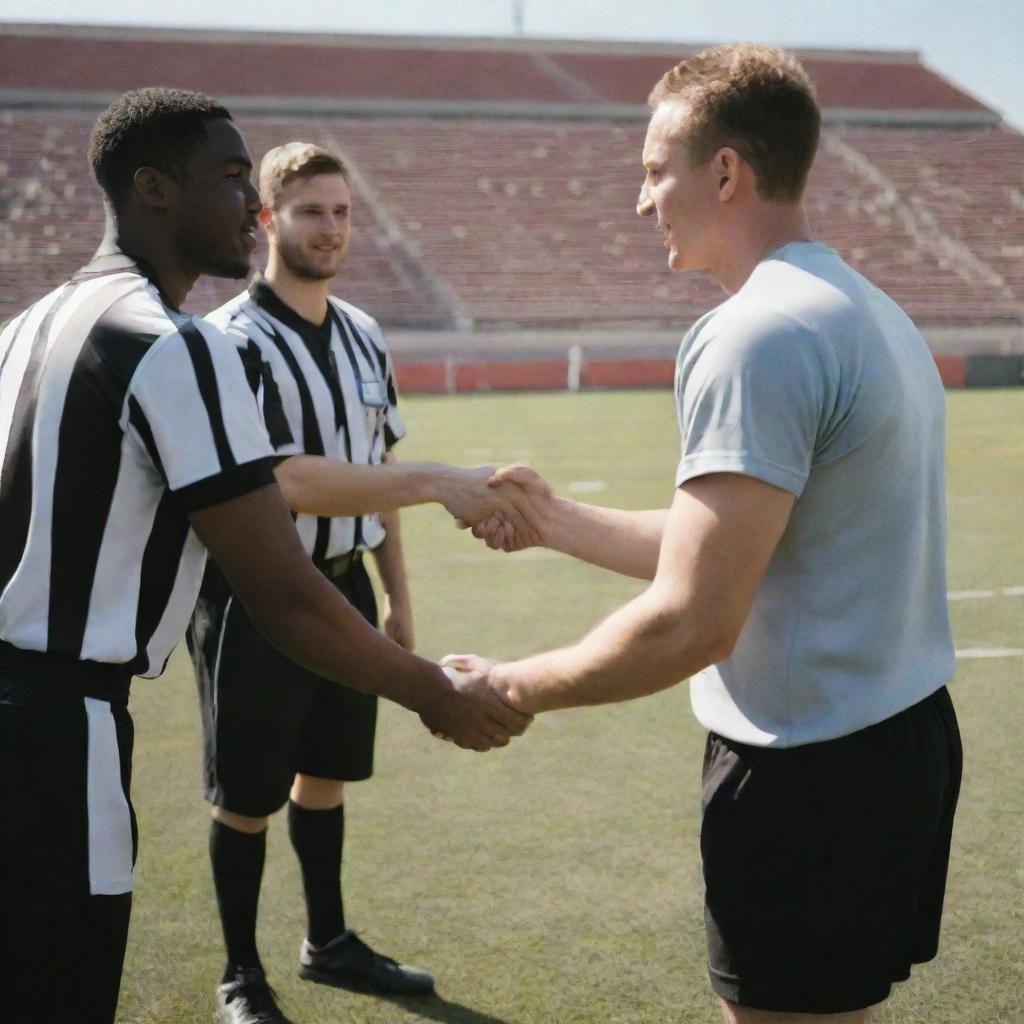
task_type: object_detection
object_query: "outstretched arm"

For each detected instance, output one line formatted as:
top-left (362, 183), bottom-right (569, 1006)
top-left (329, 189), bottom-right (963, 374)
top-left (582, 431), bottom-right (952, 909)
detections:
top-left (469, 465), bottom-right (670, 579)
top-left (449, 472), bottom-right (795, 713)
top-left (275, 455), bottom-right (499, 521)
top-left (189, 483), bottom-right (531, 749)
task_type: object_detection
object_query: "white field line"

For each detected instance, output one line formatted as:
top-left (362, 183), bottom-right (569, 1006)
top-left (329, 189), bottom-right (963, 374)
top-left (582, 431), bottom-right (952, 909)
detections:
top-left (955, 647), bottom-right (1024, 660)
top-left (949, 585), bottom-right (1024, 600)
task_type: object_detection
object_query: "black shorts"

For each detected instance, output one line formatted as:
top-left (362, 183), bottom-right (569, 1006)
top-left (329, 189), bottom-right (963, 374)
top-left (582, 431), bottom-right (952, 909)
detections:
top-left (188, 560), bottom-right (380, 818)
top-left (0, 652), bottom-right (136, 1024)
top-left (701, 685), bottom-right (962, 1015)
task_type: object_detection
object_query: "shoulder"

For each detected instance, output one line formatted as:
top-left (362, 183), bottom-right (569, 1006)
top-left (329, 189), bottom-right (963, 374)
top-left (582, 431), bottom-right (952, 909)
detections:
top-left (97, 275), bottom-right (182, 338)
top-left (330, 296), bottom-right (386, 346)
top-left (204, 289), bottom-right (269, 347)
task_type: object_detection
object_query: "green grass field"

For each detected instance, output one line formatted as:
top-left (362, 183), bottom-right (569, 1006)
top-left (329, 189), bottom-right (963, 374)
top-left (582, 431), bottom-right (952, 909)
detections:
top-left (122, 389), bottom-right (1023, 1024)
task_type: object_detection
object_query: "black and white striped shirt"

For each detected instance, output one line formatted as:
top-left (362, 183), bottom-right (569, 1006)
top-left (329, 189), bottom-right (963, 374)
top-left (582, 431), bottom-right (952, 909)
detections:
top-left (0, 251), bottom-right (277, 678)
top-left (207, 277), bottom-right (405, 563)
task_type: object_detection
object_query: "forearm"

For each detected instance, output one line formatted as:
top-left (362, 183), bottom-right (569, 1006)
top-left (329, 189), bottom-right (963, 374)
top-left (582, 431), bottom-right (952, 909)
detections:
top-left (275, 455), bottom-right (448, 517)
top-left (493, 580), bottom-right (722, 712)
top-left (371, 509), bottom-right (411, 605)
top-left (542, 499), bottom-right (669, 579)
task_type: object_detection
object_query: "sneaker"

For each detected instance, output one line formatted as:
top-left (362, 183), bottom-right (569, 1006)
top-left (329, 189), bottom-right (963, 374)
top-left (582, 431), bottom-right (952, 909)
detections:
top-left (217, 967), bottom-right (295, 1024)
top-left (298, 930), bottom-right (435, 996)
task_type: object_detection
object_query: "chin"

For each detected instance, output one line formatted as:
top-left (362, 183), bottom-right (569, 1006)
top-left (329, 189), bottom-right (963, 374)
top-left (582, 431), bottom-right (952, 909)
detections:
top-left (207, 257), bottom-right (252, 280)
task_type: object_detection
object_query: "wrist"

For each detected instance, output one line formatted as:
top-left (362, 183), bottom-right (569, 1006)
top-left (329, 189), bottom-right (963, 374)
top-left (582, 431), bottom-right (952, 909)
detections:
top-left (493, 660), bottom-right (543, 716)
top-left (426, 464), bottom-right (459, 508)
top-left (541, 496), bottom-right (577, 552)
top-left (400, 660), bottom-right (450, 714)
top-left (408, 462), bottom-right (444, 506)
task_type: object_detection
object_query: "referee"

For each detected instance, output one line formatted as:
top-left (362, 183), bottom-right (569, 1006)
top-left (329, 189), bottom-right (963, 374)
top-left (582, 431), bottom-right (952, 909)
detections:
top-left (189, 142), bottom-right (442, 1022)
top-left (0, 89), bottom-right (528, 1024)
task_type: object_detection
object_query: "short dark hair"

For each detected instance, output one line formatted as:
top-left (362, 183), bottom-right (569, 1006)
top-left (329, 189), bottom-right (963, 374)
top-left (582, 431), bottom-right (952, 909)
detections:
top-left (88, 87), bottom-right (232, 205)
top-left (649, 44), bottom-right (820, 202)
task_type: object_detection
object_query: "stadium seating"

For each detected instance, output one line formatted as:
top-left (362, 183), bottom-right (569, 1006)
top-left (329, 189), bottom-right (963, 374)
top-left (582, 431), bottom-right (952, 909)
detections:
top-left (3, 108), bottom-right (1022, 332)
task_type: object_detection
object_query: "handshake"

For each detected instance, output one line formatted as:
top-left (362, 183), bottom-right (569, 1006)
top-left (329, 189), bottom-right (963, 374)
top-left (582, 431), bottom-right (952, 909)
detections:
top-left (418, 463), bottom-right (557, 752)
top-left (435, 462), bottom-right (555, 553)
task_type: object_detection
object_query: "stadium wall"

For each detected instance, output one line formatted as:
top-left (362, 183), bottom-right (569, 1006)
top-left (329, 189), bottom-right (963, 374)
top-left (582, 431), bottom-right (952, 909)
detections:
top-left (392, 351), bottom-right (1023, 394)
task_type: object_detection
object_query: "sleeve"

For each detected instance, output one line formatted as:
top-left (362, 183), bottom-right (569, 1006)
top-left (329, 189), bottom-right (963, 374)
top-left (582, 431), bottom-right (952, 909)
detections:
top-left (234, 337), bottom-right (300, 457)
top-left (381, 340), bottom-right (406, 450)
top-left (125, 321), bottom-right (278, 513)
top-left (674, 313), bottom-right (831, 497)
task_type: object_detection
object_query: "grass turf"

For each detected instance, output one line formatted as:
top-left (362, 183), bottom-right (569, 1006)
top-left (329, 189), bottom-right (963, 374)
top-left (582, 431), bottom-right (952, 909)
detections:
top-left (121, 388), bottom-right (1023, 1023)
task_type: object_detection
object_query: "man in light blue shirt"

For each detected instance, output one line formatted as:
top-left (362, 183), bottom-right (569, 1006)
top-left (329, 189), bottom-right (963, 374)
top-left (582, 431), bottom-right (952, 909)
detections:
top-left (454, 43), bottom-right (961, 1023)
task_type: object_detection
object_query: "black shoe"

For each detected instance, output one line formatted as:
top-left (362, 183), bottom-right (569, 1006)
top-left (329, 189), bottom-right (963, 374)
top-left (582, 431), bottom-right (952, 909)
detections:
top-left (217, 968), bottom-right (296, 1024)
top-left (298, 931), bottom-right (435, 996)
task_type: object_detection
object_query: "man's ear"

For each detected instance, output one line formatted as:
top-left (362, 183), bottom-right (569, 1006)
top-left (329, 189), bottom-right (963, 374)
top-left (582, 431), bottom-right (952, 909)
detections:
top-left (258, 205), bottom-right (274, 228)
top-left (712, 148), bottom-right (741, 202)
top-left (131, 167), bottom-right (176, 210)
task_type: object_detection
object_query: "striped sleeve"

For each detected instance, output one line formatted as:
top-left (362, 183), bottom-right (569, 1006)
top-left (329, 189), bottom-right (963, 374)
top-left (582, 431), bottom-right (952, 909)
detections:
top-left (234, 336), bottom-right (300, 456)
top-left (125, 320), bottom-right (277, 513)
top-left (368, 318), bottom-right (406, 449)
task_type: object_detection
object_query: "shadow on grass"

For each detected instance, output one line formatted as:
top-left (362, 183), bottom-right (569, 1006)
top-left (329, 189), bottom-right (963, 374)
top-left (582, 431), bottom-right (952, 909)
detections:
top-left (379, 993), bottom-right (512, 1024)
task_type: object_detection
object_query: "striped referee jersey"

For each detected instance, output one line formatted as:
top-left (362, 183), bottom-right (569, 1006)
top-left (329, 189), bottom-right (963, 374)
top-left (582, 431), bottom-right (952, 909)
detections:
top-left (208, 276), bottom-right (406, 563)
top-left (0, 250), bottom-right (278, 678)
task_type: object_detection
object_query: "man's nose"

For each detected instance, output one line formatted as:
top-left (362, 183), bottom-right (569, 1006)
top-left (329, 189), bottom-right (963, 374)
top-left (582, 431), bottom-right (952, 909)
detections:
top-left (636, 185), bottom-right (654, 217)
top-left (244, 181), bottom-right (262, 214)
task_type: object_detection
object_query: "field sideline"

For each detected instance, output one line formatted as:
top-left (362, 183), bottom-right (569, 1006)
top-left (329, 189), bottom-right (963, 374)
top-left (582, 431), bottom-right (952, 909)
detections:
top-left (122, 389), bottom-right (1023, 1024)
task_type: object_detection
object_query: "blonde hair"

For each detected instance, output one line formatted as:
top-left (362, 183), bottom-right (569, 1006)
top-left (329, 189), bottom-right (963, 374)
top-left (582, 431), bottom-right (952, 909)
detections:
top-left (258, 142), bottom-right (349, 208)
top-left (649, 44), bottom-right (820, 201)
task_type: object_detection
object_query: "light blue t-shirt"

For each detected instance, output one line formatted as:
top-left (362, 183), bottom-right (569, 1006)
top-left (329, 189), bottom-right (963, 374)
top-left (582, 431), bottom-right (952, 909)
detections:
top-left (675, 241), bottom-right (955, 747)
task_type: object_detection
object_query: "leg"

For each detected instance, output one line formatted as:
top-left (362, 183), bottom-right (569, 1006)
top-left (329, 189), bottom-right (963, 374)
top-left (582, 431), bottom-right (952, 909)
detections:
top-left (288, 774), bottom-right (346, 948)
top-left (719, 999), bottom-right (874, 1023)
top-left (700, 692), bottom-right (959, 1019)
top-left (209, 807), bottom-right (270, 974)
top-left (0, 695), bottom-right (135, 1024)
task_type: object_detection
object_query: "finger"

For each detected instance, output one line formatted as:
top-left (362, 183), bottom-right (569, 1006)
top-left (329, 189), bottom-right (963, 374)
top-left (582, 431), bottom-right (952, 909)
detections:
top-left (485, 699), bottom-right (534, 735)
top-left (487, 463), bottom-right (531, 487)
top-left (455, 518), bottom-right (470, 530)
top-left (440, 654), bottom-right (474, 670)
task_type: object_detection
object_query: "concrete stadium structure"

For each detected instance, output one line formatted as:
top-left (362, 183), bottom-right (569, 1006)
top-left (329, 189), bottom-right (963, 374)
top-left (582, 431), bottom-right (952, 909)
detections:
top-left (2, 24), bottom-right (1022, 391)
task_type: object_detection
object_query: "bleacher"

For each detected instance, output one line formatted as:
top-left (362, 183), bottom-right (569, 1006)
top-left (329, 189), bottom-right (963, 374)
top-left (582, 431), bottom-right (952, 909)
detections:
top-left (2, 25), bottom-right (1022, 387)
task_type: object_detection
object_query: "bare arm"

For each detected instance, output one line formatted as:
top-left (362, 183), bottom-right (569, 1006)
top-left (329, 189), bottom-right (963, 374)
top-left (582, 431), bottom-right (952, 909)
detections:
top-left (450, 473), bottom-right (795, 713)
top-left (370, 454), bottom-right (414, 651)
top-left (472, 465), bottom-right (669, 579)
top-left (189, 483), bottom-right (530, 748)
top-left (275, 454), bottom-right (509, 524)
top-left (539, 499), bottom-right (669, 579)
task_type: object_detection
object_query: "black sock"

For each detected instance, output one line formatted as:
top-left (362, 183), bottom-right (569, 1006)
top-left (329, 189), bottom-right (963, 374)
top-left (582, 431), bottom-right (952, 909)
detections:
top-left (210, 818), bottom-right (267, 978)
top-left (288, 800), bottom-right (345, 948)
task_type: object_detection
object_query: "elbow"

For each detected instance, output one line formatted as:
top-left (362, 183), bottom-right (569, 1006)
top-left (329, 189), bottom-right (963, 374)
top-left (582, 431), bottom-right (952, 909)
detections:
top-left (644, 599), bottom-right (738, 674)
top-left (273, 460), bottom-right (304, 512)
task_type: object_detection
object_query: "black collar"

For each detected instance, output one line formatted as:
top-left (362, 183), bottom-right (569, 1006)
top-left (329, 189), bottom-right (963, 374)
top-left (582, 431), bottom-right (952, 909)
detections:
top-left (248, 275), bottom-right (332, 343)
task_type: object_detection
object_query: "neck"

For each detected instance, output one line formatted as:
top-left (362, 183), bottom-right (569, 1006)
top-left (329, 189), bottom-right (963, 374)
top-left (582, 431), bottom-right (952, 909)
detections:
top-left (97, 208), bottom-right (196, 309)
top-left (264, 255), bottom-right (332, 326)
top-left (711, 202), bottom-right (813, 295)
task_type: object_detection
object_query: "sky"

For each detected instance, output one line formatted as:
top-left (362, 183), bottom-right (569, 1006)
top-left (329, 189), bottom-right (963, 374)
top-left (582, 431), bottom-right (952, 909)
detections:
top-left (4, 0), bottom-right (1023, 130)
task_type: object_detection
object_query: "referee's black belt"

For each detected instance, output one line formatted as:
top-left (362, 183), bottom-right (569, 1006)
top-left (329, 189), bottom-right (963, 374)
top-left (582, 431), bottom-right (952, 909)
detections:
top-left (314, 550), bottom-right (364, 579)
top-left (0, 640), bottom-right (132, 705)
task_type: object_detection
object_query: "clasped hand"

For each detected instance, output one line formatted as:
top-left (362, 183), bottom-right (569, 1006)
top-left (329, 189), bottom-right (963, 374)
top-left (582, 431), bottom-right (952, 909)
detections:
top-left (418, 654), bottom-right (532, 752)
top-left (444, 464), bottom-right (554, 552)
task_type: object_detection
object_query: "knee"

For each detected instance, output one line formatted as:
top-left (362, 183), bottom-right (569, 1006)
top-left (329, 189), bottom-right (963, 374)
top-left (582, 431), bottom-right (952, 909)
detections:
top-left (290, 774), bottom-right (345, 810)
top-left (212, 806), bottom-right (270, 834)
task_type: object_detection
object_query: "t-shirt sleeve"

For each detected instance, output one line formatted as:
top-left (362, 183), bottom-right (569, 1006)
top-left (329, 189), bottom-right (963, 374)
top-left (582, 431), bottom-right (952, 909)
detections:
top-left (674, 313), bottom-right (831, 496)
top-left (234, 336), bottom-right (300, 457)
top-left (125, 321), bottom-right (278, 512)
